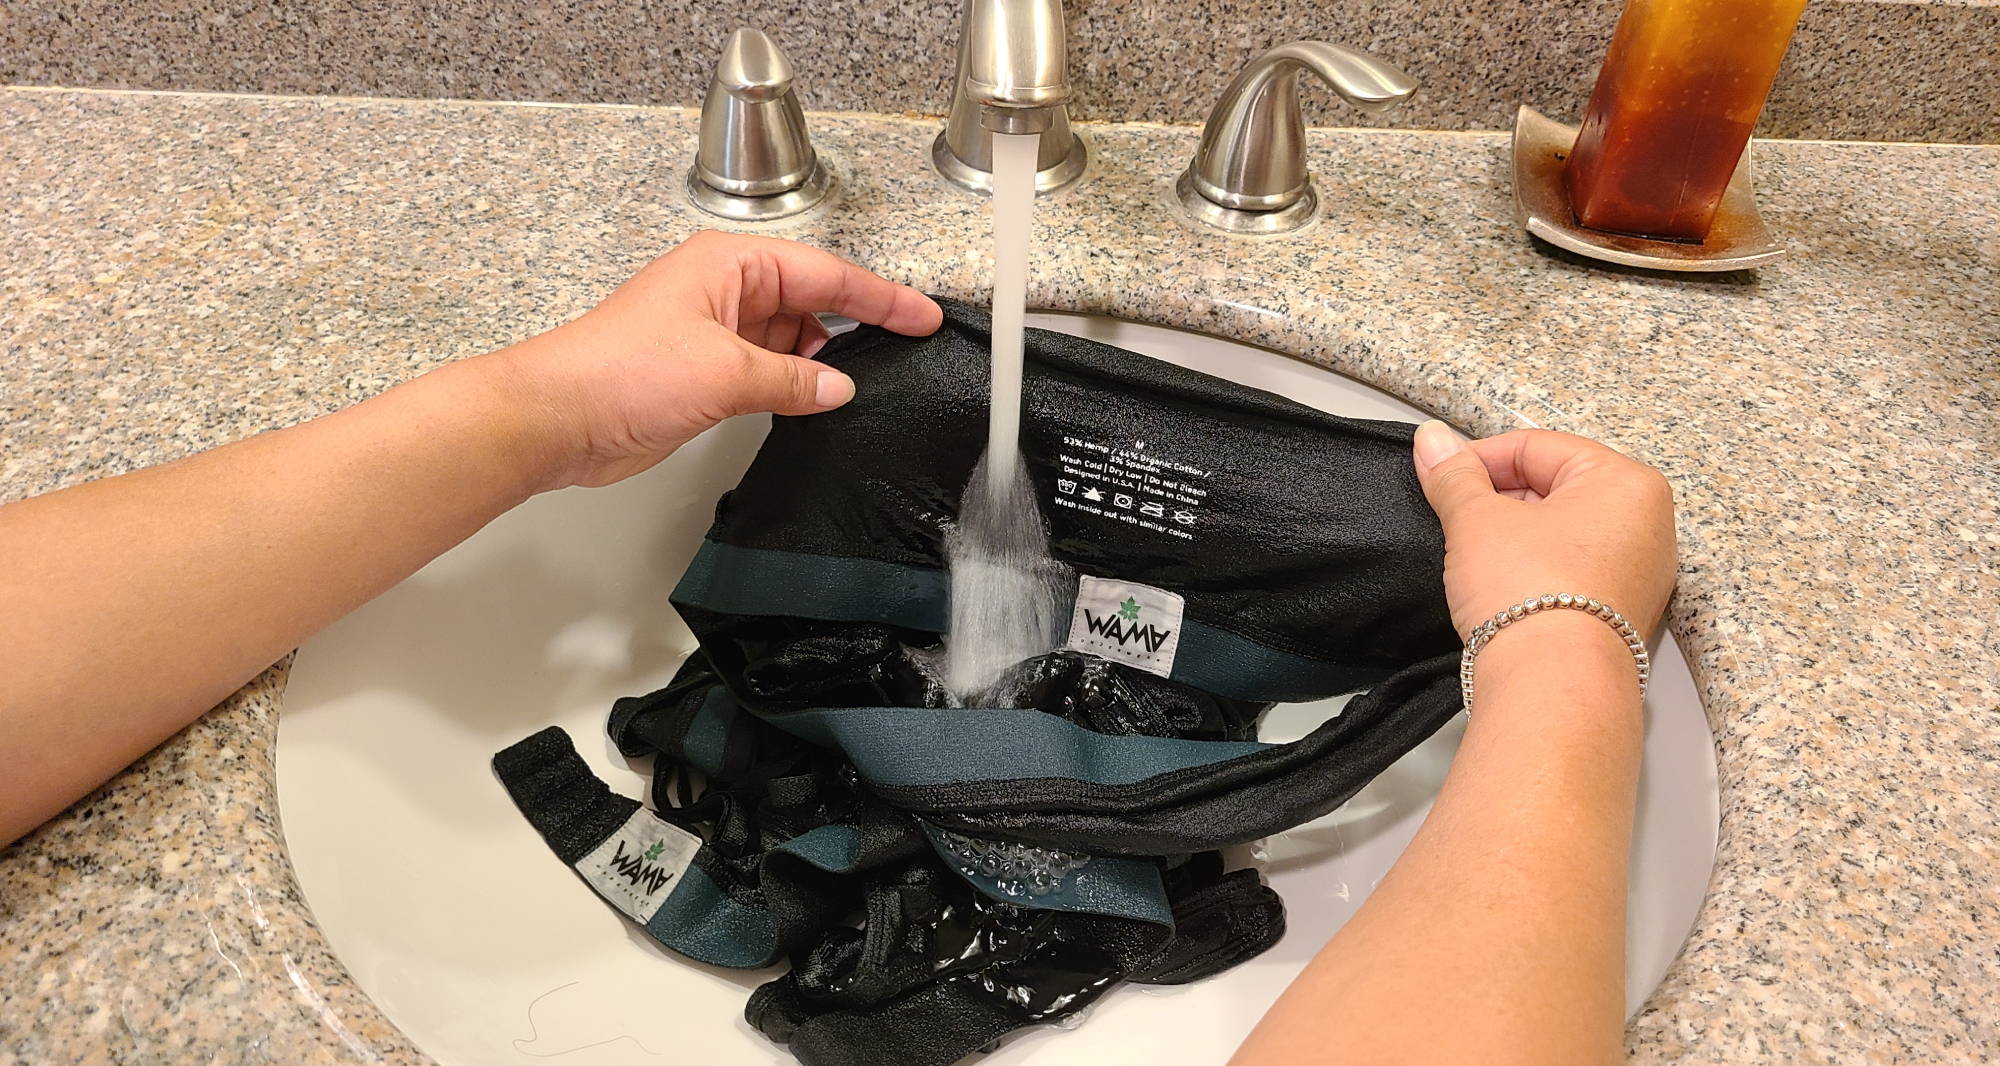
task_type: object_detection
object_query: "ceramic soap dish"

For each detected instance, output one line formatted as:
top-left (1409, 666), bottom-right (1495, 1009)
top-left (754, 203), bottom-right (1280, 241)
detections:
top-left (1509, 106), bottom-right (1785, 272)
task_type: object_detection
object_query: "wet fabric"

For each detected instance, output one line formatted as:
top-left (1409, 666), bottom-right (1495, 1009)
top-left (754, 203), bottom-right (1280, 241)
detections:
top-left (672, 298), bottom-right (1464, 854)
top-left (495, 298), bottom-right (1462, 1065)
top-left (495, 668), bottom-right (1286, 1066)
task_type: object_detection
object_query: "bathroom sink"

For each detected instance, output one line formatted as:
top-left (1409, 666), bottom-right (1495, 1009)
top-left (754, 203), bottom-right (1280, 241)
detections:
top-left (277, 313), bottom-right (1719, 1065)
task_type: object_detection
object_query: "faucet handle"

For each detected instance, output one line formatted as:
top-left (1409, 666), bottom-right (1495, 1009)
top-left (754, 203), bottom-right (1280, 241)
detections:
top-left (1176, 41), bottom-right (1418, 234)
top-left (687, 28), bottom-right (833, 221)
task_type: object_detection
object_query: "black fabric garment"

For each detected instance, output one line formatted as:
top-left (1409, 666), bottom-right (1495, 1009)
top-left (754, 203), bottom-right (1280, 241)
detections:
top-left (672, 298), bottom-right (1464, 854)
top-left (712, 299), bottom-right (1456, 671)
top-left (496, 660), bottom-right (1285, 1066)
top-left (496, 298), bottom-right (1460, 1065)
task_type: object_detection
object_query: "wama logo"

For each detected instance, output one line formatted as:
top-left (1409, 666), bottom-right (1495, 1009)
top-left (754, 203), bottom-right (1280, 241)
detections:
top-left (607, 837), bottom-right (676, 897)
top-left (1080, 596), bottom-right (1175, 653)
top-left (1066, 577), bottom-right (1186, 678)
top-left (578, 813), bottom-right (700, 924)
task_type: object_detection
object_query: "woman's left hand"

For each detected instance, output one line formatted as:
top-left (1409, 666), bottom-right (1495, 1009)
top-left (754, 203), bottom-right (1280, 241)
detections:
top-left (486, 230), bottom-right (943, 490)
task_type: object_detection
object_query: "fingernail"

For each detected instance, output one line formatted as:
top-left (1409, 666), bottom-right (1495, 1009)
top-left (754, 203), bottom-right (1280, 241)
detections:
top-left (815, 370), bottom-right (855, 408)
top-left (1413, 420), bottom-right (1468, 471)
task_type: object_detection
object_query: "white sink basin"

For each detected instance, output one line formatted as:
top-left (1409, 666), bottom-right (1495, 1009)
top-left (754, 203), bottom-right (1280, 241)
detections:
top-left (278, 313), bottom-right (1719, 1065)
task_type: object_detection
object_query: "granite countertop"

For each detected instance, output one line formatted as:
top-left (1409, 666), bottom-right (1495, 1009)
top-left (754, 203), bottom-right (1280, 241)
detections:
top-left (6, 0), bottom-right (1998, 142)
top-left (1, 87), bottom-right (1995, 1063)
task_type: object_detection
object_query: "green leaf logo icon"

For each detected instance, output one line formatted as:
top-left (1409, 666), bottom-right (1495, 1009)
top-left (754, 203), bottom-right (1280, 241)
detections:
top-left (643, 841), bottom-right (665, 862)
top-left (1118, 597), bottom-right (1141, 621)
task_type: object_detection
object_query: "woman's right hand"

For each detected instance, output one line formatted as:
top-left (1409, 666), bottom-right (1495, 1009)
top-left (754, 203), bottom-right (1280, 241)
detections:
top-left (1410, 423), bottom-right (1677, 642)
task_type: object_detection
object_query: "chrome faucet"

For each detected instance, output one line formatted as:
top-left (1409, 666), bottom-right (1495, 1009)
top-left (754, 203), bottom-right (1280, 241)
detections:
top-left (931, 0), bottom-right (1088, 195)
top-left (1177, 41), bottom-right (1418, 233)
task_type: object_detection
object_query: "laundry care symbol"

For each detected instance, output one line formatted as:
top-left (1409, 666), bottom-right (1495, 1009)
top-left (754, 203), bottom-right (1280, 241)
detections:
top-left (1117, 597), bottom-right (1141, 621)
top-left (1114, 493), bottom-right (1134, 509)
top-left (1139, 501), bottom-right (1165, 517)
top-left (1057, 478), bottom-right (1077, 494)
top-left (1082, 486), bottom-right (1105, 502)
top-left (1172, 510), bottom-right (1197, 526)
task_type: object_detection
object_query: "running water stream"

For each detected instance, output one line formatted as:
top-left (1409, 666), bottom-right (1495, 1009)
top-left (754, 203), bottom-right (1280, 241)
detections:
top-left (983, 131), bottom-right (1037, 497)
top-left (937, 132), bottom-right (1074, 706)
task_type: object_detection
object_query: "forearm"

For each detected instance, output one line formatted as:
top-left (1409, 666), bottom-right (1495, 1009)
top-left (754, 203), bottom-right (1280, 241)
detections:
top-left (1234, 613), bottom-right (1643, 1065)
top-left (0, 232), bottom-right (945, 847)
top-left (0, 354), bottom-right (552, 843)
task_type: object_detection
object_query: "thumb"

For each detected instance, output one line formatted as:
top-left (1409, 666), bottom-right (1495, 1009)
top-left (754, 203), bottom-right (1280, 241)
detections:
top-left (1412, 420), bottom-right (1496, 528)
top-left (726, 340), bottom-right (856, 417)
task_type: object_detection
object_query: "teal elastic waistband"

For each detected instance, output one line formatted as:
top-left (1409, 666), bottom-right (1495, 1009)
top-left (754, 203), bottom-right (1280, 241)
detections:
top-left (771, 705), bottom-right (1270, 788)
top-left (672, 539), bottom-right (1393, 702)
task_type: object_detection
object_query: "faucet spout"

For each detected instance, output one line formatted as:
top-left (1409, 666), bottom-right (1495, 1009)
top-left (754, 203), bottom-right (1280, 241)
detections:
top-left (961, 0), bottom-right (1071, 133)
top-left (932, 0), bottom-right (1087, 193)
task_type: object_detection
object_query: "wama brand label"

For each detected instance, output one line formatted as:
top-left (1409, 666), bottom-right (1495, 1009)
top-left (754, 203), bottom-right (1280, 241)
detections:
top-left (574, 811), bottom-right (702, 924)
top-left (1065, 575), bottom-right (1186, 678)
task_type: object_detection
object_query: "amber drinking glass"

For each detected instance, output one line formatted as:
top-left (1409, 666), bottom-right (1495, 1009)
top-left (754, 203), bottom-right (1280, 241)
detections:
top-left (1564, 0), bottom-right (1808, 242)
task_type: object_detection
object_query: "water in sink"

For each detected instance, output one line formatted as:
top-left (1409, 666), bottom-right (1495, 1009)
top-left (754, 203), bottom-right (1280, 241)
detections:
top-left (278, 311), bottom-right (1719, 1065)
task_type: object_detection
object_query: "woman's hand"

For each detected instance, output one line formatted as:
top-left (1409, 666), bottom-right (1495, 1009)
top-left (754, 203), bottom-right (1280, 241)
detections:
top-left (0, 230), bottom-right (938, 844)
top-left (1237, 423), bottom-right (1669, 1066)
top-left (485, 230), bottom-right (943, 491)
top-left (1411, 422), bottom-right (1677, 641)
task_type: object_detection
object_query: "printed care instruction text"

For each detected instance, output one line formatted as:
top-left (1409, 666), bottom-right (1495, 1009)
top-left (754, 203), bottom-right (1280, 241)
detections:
top-left (1049, 436), bottom-right (1210, 540)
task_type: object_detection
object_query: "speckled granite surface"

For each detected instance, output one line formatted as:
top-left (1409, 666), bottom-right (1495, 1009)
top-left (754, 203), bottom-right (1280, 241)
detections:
top-left (2, 0), bottom-right (1996, 144)
top-left (1, 87), bottom-right (1996, 1063)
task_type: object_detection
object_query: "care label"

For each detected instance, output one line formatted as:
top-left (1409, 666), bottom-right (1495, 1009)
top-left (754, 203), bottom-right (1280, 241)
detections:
top-left (574, 811), bottom-right (702, 924)
top-left (1066, 574), bottom-right (1186, 678)
top-left (1049, 436), bottom-right (1210, 541)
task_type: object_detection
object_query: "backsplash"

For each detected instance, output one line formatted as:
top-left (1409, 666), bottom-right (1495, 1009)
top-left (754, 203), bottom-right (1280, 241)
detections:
top-left (2, 0), bottom-right (1994, 142)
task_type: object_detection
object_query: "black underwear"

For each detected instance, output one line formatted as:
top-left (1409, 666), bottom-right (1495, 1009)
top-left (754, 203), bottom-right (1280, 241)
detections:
top-left (495, 298), bottom-right (1461, 1065)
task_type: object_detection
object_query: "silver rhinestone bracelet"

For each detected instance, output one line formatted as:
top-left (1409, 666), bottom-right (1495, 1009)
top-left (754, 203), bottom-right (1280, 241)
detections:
top-left (1459, 593), bottom-right (1651, 712)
